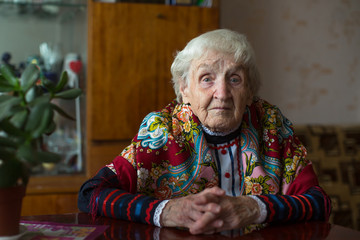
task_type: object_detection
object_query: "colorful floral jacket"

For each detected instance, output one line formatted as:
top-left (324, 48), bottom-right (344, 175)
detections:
top-left (78, 97), bottom-right (331, 227)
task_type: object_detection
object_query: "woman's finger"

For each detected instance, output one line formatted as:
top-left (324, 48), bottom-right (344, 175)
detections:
top-left (189, 211), bottom-right (223, 235)
top-left (192, 187), bottom-right (225, 205)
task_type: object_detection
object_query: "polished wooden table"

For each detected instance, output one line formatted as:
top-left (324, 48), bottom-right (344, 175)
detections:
top-left (21, 213), bottom-right (360, 240)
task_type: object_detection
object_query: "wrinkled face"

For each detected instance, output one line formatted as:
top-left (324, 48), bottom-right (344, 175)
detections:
top-left (180, 50), bottom-right (253, 132)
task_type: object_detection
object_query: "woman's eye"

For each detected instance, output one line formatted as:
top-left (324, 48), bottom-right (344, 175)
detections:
top-left (229, 75), bottom-right (243, 84)
top-left (200, 76), bottom-right (212, 83)
top-left (199, 76), bottom-right (213, 88)
top-left (230, 78), bottom-right (240, 83)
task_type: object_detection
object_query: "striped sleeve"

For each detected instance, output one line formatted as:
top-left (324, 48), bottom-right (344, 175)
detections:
top-left (78, 167), bottom-right (163, 225)
top-left (254, 186), bottom-right (331, 223)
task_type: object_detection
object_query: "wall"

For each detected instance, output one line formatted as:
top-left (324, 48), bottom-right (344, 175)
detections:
top-left (220, 0), bottom-right (360, 125)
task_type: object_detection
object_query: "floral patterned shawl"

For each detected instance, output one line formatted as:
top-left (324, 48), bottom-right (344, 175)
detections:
top-left (112, 97), bottom-right (317, 199)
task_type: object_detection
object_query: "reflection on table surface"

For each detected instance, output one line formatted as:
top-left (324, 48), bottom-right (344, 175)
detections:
top-left (21, 212), bottom-right (360, 240)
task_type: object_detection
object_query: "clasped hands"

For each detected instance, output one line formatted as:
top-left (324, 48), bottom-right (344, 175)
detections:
top-left (160, 187), bottom-right (260, 235)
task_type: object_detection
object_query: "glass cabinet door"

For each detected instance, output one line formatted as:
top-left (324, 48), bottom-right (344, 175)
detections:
top-left (0, 0), bottom-right (87, 176)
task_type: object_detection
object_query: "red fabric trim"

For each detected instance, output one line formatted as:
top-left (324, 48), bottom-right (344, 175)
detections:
top-left (236, 140), bottom-right (243, 193)
top-left (127, 195), bottom-right (142, 221)
top-left (145, 199), bottom-right (160, 224)
top-left (286, 164), bottom-right (319, 195)
top-left (110, 192), bottom-right (127, 218)
top-left (260, 196), bottom-right (276, 221)
top-left (281, 195), bottom-right (293, 221)
top-left (299, 195), bottom-right (313, 220)
top-left (292, 195), bottom-right (306, 220)
top-left (102, 190), bottom-right (118, 217)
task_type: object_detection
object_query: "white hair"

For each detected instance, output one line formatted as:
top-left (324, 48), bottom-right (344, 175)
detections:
top-left (170, 29), bottom-right (261, 103)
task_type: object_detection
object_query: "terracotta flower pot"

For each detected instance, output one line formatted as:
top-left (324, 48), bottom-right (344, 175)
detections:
top-left (0, 186), bottom-right (26, 236)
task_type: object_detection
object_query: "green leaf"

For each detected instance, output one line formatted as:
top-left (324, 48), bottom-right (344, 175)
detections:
top-left (0, 94), bottom-right (12, 102)
top-left (25, 103), bottom-right (53, 138)
top-left (54, 71), bottom-right (69, 93)
top-left (32, 105), bottom-right (53, 139)
top-left (0, 119), bottom-right (26, 137)
top-left (0, 63), bottom-right (18, 86)
top-left (25, 86), bottom-right (37, 103)
top-left (25, 85), bottom-right (45, 103)
top-left (25, 103), bottom-right (47, 132)
top-left (54, 88), bottom-right (82, 99)
top-left (33, 106), bottom-right (53, 138)
top-left (0, 76), bottom-right (15, 92)
top-left (20, 63), bottom-right (40, 92)
top-left (17, 143), bottom-right (37, 165)
top-left (29, 94), bottom-right (51, 106)
top-left (44, 120), bottom-right (56, 135)
top-left (51, 103), bottom-right (75, 120)
top-left (0, 95), bottom-right (22, 122)
top-left (42, 77), bottom-right (56, 92)
top-left (9, 109), bottom-right (28, 129)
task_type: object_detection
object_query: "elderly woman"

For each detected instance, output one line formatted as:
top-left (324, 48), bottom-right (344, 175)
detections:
top-left (78, 29), bottom-right (331, 235)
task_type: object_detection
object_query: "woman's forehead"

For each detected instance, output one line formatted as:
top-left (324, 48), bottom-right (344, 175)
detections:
top-left (191, 51), bottom-right (242, 73)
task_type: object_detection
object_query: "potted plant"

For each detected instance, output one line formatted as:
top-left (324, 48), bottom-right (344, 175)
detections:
top-left (0, 63), bottom-right (82, 236)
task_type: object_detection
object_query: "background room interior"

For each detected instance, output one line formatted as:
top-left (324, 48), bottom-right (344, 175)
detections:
top-left (1, 0), bottom-right (359, 231)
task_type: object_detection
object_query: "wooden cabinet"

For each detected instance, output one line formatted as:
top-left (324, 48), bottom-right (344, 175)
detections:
top-left (23, 175), bottom-right (85, 216)
top-left (86, 1), bottom-right (219, 176)
top-left (22, 176), bottom-right (83, 216)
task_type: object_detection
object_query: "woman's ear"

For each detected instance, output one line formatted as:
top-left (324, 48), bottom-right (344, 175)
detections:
top-left (179, 80), bottom-right (190, 104)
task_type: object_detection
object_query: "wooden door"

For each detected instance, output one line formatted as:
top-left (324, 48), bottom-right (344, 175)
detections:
top-left (86, 1), bottom-right (219, 175)
top-left (87, 2), bottom-right (219, 141)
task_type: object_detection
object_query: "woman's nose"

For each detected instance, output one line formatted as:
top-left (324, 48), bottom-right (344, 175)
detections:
top-left (213, 79), bottom-right (230, 100)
